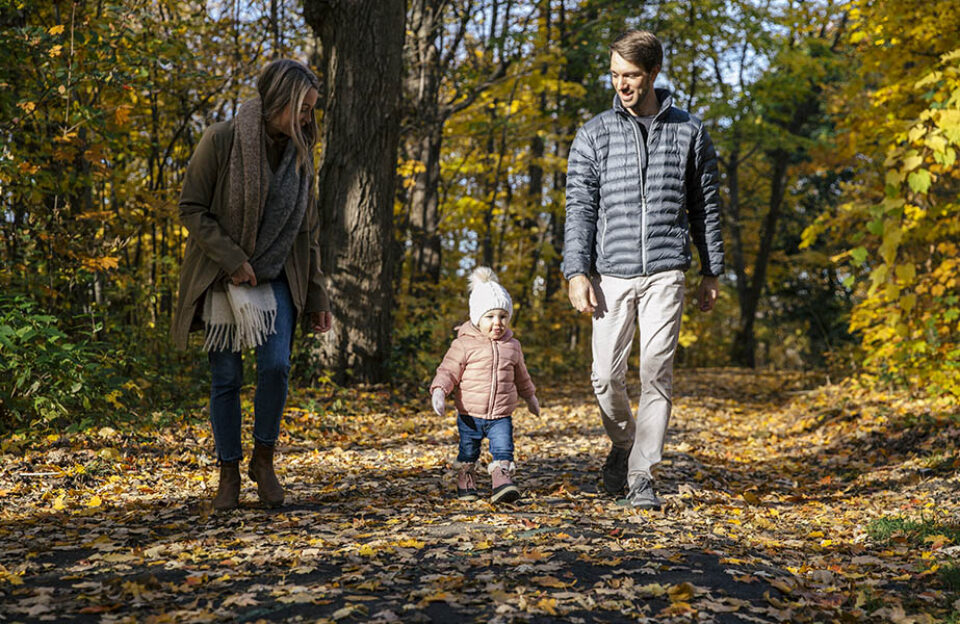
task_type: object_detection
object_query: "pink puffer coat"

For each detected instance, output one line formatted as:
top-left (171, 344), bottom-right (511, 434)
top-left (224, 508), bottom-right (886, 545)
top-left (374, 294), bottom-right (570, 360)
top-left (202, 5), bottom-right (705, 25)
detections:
top-left (430, 323), bottom-right (536, 420)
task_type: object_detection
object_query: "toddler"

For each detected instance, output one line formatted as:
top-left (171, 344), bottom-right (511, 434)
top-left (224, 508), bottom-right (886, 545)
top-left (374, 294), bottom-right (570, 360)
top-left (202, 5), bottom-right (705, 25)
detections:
top-left (430, 267), bottom-right (540, 503)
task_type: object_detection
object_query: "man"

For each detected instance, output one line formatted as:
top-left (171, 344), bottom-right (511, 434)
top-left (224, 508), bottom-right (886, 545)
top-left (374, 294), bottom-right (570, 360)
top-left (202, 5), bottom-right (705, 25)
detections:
top-left (562, 30), bottom-right (724, 509)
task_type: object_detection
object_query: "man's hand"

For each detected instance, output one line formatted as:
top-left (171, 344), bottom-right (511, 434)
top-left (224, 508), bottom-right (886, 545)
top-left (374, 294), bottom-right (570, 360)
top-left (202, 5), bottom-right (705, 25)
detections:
top-left (697, 276), bottom-right (719, 312)
top-left (567, 275), bottom-right (598, 314)
top-left (231, 261), bottom-right (257, 286)
top-left (311, 311), bottom-right (332, 333)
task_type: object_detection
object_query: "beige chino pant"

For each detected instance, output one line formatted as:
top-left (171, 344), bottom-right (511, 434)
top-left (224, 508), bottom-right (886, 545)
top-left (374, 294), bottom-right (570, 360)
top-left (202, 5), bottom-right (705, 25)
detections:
top-left (590, 270), bottom-right (685, 484)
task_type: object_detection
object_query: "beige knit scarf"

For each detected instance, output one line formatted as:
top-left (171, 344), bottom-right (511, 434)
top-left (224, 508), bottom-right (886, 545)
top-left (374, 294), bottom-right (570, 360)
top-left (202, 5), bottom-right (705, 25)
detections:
top-left (201, 98), bottom-right (277, 352)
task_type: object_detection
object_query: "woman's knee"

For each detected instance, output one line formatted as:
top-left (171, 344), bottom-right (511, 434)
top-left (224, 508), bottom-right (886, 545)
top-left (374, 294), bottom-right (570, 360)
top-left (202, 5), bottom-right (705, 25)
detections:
top-left (258, 358), bottom-right (291, 380)
top-left (210, 357), bottom-right (243, 390)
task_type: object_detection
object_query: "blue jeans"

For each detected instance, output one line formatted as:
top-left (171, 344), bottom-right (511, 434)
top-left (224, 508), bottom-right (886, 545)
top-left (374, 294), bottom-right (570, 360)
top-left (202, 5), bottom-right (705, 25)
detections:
top-left (208, 278), bottom-right (295, 462)
top-left (457, 414), bottom-right (514, 463)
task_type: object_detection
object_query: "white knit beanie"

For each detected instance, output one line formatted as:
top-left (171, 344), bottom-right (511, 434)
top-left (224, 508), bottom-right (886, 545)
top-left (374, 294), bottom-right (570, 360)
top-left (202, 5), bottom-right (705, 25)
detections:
top-left (468, 267), bottom-right (512, 326)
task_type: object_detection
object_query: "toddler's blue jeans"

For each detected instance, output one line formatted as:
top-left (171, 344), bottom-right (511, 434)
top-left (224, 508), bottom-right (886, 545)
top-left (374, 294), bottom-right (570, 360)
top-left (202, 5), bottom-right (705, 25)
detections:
top-left (457, 413), bottom-right (514, 463)
top-left (208, 278), bottom-right (295, 463)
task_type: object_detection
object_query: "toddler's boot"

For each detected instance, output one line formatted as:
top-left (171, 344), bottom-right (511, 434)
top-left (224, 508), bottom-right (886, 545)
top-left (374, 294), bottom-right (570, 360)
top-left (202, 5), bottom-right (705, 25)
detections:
top-left (488, 460), bottom-right (520, 504)
top-left (455, 461), bottom-right (479, 500)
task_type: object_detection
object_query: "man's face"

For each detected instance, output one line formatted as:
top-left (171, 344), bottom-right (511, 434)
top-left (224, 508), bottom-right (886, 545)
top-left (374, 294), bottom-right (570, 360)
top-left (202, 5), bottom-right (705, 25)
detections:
top-left (610, 51), bottom-right (658, 113)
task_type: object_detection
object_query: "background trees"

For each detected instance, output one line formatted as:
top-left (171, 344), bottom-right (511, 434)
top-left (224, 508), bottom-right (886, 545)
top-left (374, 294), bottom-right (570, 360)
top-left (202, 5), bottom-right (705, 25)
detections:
top-left (1, 0), bottom-right (957, 429)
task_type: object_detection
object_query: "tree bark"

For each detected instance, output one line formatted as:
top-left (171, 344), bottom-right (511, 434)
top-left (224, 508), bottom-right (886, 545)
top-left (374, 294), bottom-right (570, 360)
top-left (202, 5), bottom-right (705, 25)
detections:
top-left (304, 0), bottom-right (404, 383)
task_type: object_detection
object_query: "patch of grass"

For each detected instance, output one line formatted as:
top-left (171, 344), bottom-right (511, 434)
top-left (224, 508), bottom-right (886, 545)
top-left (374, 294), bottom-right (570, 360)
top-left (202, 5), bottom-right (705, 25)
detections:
top-left (940, 564), bottom-right (960, 592)
top-left (866, 516), bottom-right (960, 545)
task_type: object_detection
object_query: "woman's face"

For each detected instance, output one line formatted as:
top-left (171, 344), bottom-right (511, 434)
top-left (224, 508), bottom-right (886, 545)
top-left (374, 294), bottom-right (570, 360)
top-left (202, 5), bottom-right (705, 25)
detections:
top-left (270, 88), bottom-right (319, 136)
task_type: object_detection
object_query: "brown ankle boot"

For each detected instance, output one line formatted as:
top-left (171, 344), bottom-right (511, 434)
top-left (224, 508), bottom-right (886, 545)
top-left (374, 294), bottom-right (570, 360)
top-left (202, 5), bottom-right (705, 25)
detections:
top-left (212, 460), bottom-right (240, 511)
top-left (248, 441), bottom-right (284, 508)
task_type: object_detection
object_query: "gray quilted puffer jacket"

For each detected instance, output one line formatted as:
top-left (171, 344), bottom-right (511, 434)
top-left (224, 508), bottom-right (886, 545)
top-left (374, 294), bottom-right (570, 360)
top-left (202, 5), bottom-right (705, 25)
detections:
top-left (562, 89), bottom-right (724, 279)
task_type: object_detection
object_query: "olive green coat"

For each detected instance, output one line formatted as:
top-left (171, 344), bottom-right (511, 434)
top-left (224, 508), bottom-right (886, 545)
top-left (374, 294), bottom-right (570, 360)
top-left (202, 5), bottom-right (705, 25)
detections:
top-left (171, 120), bottom-right (329, 349)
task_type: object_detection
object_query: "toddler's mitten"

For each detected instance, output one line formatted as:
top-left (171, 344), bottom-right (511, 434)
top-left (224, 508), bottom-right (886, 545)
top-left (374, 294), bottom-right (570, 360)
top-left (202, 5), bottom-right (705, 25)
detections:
top-left (431, 388), bottom-right (446, 417)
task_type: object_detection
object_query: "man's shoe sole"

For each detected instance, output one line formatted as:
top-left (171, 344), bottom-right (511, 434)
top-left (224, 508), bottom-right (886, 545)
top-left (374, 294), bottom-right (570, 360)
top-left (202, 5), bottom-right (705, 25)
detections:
top-left (615, 497), bottom-right (662, 510)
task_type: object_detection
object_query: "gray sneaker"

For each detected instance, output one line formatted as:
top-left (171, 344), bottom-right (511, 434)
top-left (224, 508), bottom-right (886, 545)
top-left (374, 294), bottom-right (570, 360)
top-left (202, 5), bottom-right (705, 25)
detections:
top-left (623, 475), bottom-right (662, 510)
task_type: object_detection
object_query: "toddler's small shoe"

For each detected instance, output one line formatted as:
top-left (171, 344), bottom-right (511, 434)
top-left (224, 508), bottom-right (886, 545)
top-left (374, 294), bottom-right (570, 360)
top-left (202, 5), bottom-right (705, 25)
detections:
top-left (488, 460), bottom-right (520, 504)
top-left (455, 461), bottom-right (478, 501)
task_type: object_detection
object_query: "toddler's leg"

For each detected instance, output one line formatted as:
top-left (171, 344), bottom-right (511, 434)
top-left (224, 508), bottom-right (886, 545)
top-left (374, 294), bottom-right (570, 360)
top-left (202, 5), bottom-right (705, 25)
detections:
top-left (455, 414), bottom-right (482, 500)
top-left (486, 417), bottom-right (519, 504)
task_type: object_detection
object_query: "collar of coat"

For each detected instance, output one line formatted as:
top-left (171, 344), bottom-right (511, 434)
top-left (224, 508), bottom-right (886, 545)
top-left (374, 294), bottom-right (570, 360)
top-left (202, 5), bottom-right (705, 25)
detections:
top-left (454, 322), bottom-right (514, 342)
top-left (612, 87), bottom-right (674, 120)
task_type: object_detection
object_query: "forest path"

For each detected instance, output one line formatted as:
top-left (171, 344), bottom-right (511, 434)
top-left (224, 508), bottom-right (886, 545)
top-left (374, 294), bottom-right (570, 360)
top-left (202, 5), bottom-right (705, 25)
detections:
top-left (1, 369), bottom-right (957, 622)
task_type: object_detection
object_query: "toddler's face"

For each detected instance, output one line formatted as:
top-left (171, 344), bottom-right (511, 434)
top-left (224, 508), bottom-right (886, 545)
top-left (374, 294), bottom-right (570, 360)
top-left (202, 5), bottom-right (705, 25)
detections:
top-left (477, 309), bottom-right (510, 339)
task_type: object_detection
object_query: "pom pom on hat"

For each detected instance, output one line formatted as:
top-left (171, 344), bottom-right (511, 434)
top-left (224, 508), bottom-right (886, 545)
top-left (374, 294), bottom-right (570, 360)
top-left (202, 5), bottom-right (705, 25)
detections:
top-left (468, 267), bottom-right (512, 326)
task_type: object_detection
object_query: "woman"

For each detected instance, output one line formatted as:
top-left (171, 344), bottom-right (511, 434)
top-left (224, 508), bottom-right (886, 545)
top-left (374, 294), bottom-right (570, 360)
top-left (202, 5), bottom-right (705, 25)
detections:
top-left (172, 59), bottom-right (332, 510)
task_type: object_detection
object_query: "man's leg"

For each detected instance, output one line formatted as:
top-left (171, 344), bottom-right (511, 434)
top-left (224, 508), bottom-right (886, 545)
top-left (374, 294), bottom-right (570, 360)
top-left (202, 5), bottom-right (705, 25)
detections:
top-left (591, 274), bottom-right (640, 494)
top-left (591, 274), bottom-right (639, 448)
top-left (629, 269), bottom-right (685, 482)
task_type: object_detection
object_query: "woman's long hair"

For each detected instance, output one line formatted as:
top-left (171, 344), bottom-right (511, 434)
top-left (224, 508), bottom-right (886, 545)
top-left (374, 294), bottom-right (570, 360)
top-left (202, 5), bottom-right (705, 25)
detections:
top-left (257, 59), bottom-right (320, 171)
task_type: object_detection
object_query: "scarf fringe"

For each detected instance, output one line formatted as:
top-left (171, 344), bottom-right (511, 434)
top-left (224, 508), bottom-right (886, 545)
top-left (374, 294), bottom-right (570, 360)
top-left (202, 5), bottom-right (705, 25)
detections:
top-left (234, 302), bottom-right (278, 350)
top-left (201, 284), bottom-right (278, 352)
top-left (202, 321), bottom-right (239, 353)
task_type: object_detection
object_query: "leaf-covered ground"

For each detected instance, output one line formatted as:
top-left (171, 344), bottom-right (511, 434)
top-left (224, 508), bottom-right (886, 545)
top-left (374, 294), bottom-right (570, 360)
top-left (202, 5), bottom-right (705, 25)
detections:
top-left (1, 369), bottom-right (959, 623)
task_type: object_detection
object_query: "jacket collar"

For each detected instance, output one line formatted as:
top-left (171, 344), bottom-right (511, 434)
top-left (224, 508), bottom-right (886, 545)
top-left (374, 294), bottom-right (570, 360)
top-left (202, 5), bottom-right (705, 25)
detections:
top-left (612, 88), bottom-right (673, 120)
top-left (456, 321), bottom-right (514, 342)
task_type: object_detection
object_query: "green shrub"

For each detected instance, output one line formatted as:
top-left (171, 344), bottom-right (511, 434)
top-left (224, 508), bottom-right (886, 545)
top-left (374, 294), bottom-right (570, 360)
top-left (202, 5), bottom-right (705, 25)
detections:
top-left (0, 295), bottom-right (139, 431)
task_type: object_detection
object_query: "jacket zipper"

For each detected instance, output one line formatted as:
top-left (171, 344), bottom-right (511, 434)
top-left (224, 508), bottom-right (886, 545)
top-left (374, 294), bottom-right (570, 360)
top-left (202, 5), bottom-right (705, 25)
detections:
top-left (488, 339), bottom-right (499, 416)
top-left (629, 119), bottom-right (648, 275)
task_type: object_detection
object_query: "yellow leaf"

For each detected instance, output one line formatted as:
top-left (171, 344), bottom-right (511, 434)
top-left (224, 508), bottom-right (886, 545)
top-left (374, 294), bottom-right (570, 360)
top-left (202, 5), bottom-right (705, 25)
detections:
top-left (659, 602), bottom-right (695, 617)
top-left (53, 494), bottom-right (66, 511)
top-left (901, 153), bottom-right (923, 172)
top-left (48, 24), bottom-right (66, 35)
top-left (770, 578), bottom-right (794, 594)
top-left (742, 491), bottom-right (762, 505)
top-left (98, 448), bottom-right (121, 461)
top-left (86, 495), bottom-right (102, 508)
top-left (418, 591), bottom-right (450, 604)
top-left (668, 582), bottom-right (695, 602)
top-left (114, 105), bottom-right (132, 126)
top-left (638, 583), bottom-right (668, 597)
top-left (531, 575), bottom-right (568, 588)
top-left (535, 598), bottom-right (558, 615)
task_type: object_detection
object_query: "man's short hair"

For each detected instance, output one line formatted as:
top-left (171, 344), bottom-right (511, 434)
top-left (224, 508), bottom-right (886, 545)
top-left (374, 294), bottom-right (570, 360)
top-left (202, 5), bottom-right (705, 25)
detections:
top-left (610, 30), bottom-right (662, 72)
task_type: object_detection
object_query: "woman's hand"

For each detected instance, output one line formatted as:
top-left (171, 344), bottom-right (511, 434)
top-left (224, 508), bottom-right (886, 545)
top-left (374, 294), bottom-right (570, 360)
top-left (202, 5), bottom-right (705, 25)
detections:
top-left (231, 262), bottom-right (257, 286)
top-left (311, 311), bottom-right (332, 333)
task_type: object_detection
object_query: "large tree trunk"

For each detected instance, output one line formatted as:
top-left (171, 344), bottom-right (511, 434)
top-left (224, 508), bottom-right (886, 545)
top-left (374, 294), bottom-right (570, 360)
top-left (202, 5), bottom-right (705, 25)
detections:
top-left (304, 0), bottom-right (404, 383)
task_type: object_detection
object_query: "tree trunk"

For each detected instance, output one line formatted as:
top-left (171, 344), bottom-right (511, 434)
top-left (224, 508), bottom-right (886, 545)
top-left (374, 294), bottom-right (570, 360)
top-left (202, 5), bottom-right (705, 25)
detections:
top-left (731, 150), bottom-right (789, 367)
top-left (403, 0), bottom-right (445, 288)
top-left (304, 0), bottom-right (404, 384)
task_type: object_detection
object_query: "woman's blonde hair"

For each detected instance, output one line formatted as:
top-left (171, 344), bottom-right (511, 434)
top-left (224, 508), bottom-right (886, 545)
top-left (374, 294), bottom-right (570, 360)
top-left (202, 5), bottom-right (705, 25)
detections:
top-left (257, 59), bottom-right (320, 170)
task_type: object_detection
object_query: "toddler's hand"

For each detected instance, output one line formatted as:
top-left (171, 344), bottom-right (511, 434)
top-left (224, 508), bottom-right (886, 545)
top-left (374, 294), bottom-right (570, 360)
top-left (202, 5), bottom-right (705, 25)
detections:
top-left (527, 395), bottom-right (541, 416)
top-left (431, 388), bottom-right (446, 417)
